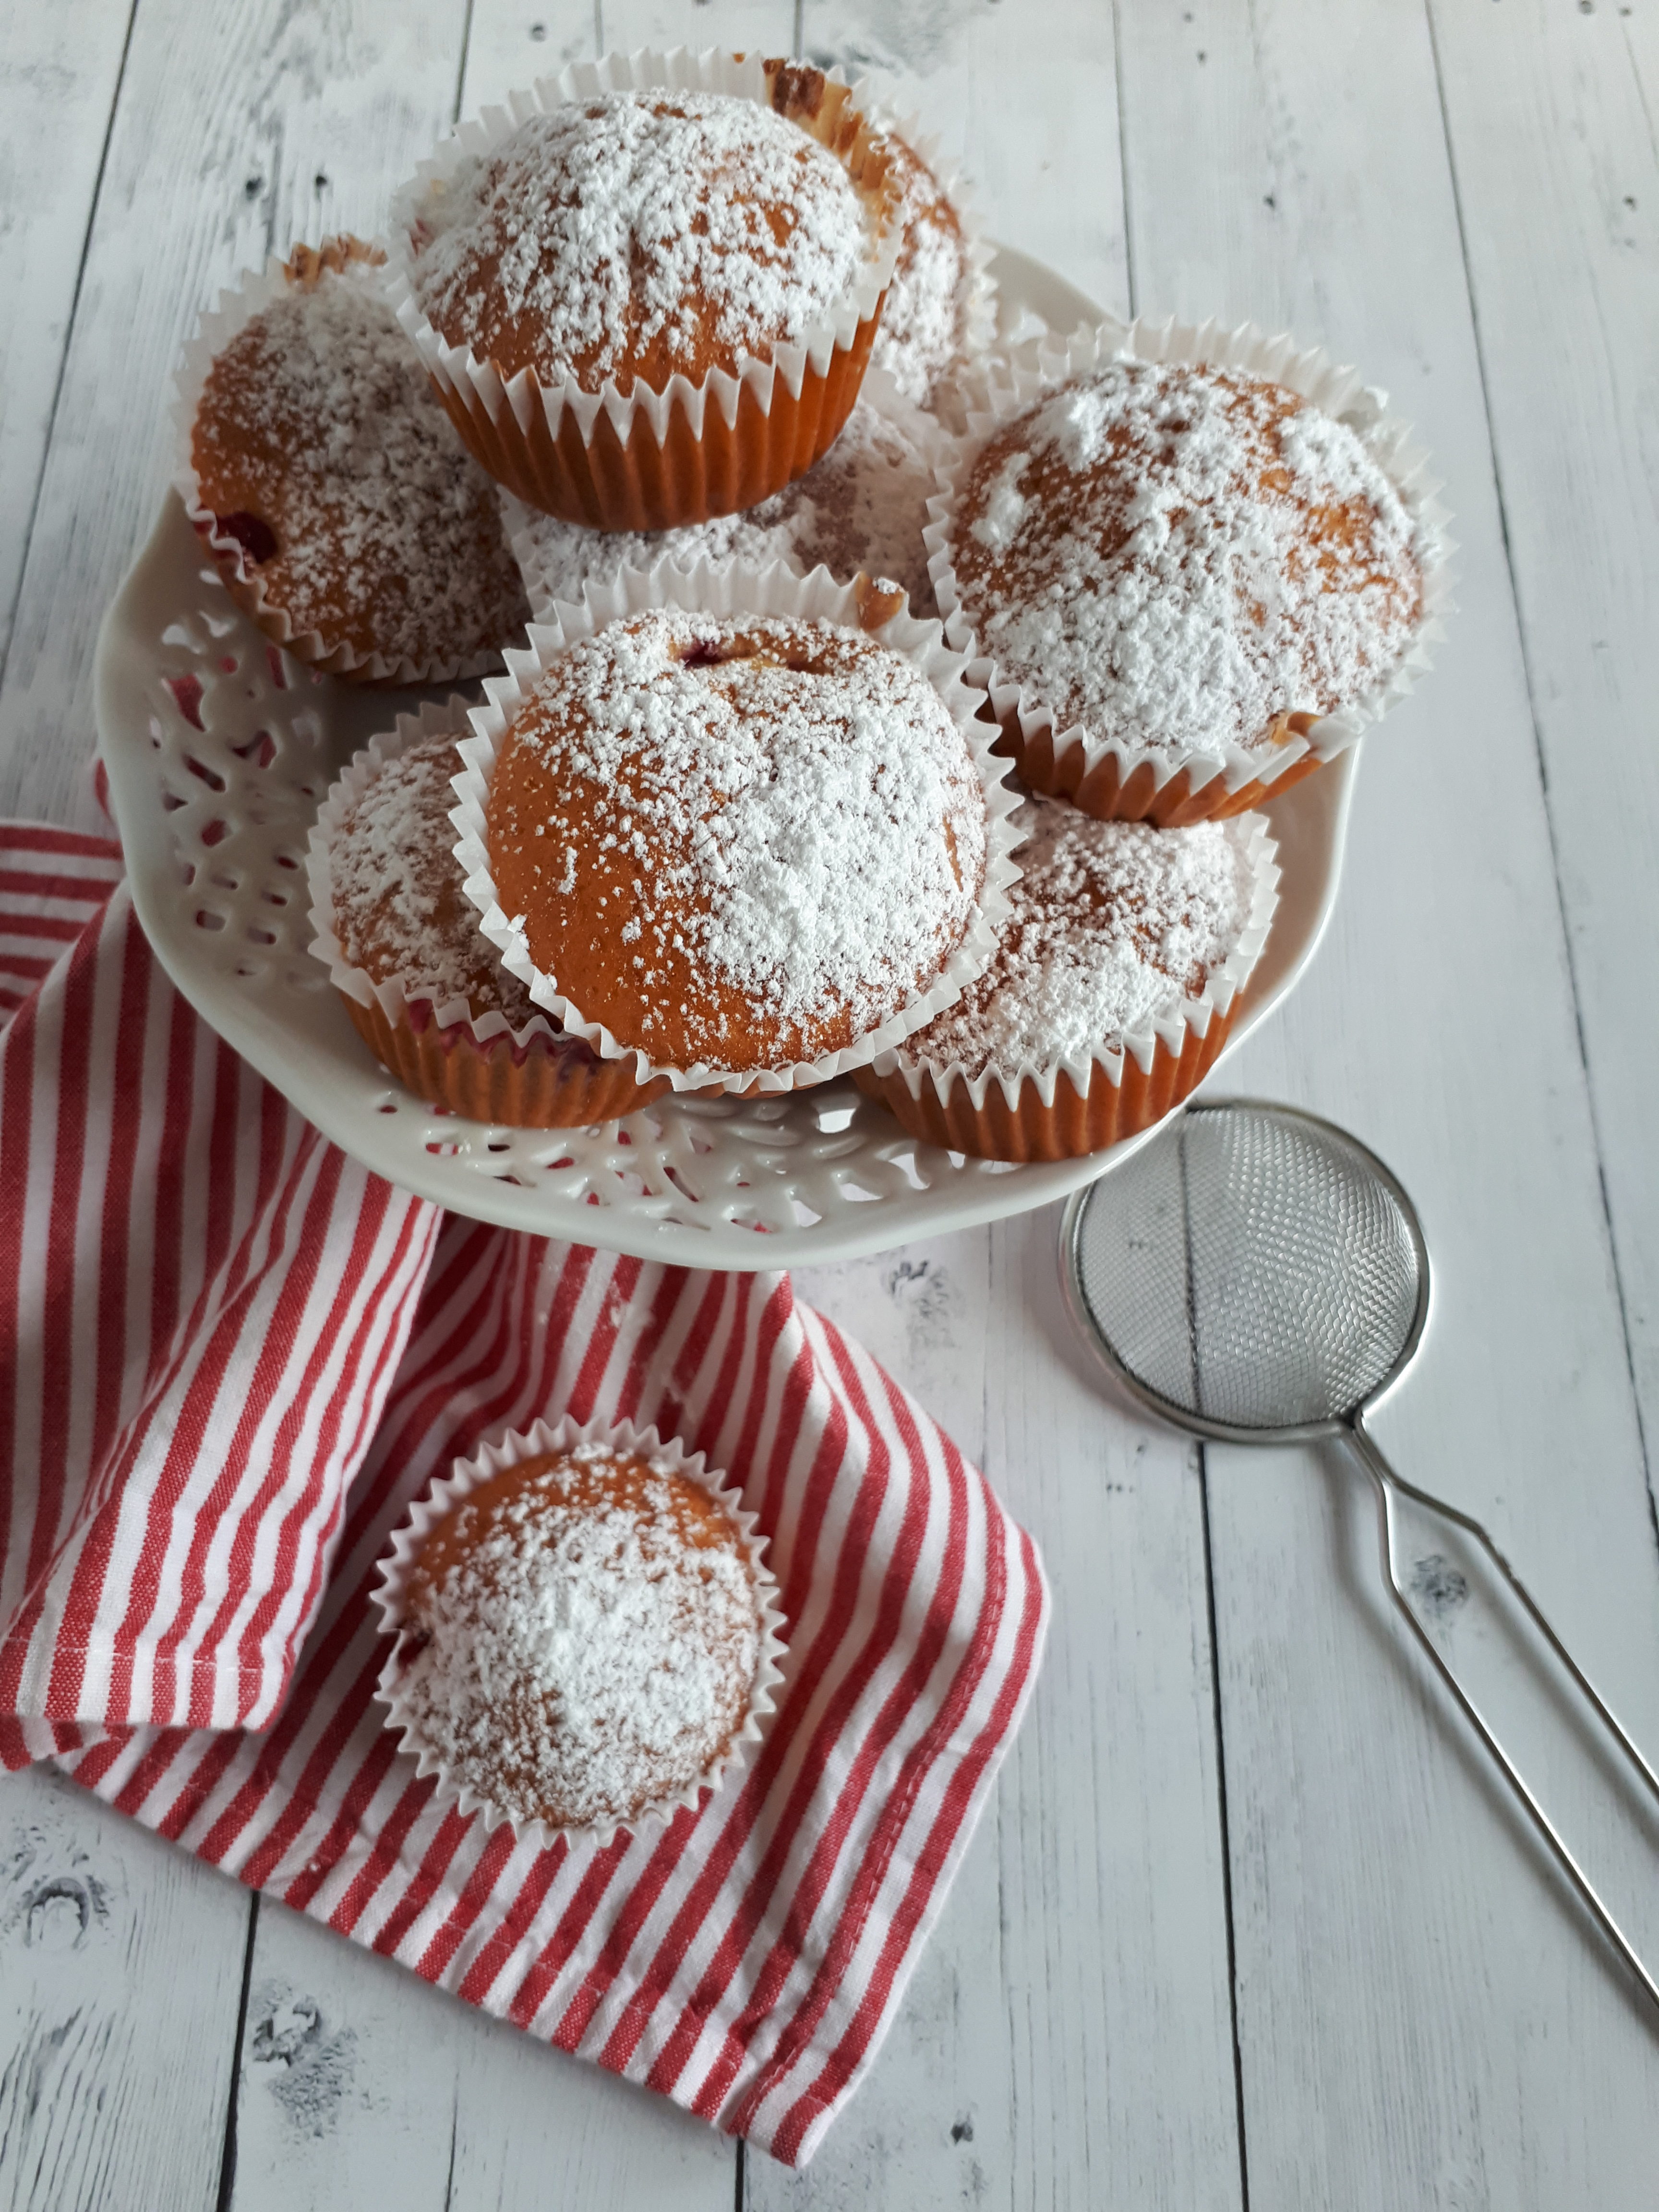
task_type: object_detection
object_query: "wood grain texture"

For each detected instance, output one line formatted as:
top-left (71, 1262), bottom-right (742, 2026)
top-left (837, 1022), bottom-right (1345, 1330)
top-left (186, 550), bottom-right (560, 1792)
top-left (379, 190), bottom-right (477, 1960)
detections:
top-left (800, 0), bottom-right (1129, 321)
top-left (780, 1211), bottom-right (1243, 2212)
top-left (228, 1897), bottom-right (734, 2211)
top-left (460, 0), bottom-right (805, 114)
top-left (1425, 0), bottom-right (1659, 1549)
top-left (1112, 0), bottom-right (1659, 2202)
top-left (0, 0), bottom-right (134, 680)
top-left (0, 0), bottom-right (471, 830)
top-left (597, 0), bottom-right (800, 61)
top-left (0, 1765), bottom-right (249, 2212)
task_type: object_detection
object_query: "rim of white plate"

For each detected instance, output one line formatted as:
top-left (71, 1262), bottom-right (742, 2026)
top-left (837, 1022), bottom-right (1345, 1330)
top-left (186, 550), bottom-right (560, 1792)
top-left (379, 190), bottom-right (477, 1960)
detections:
top-left (94, 245), bottom-right (1356, 1269)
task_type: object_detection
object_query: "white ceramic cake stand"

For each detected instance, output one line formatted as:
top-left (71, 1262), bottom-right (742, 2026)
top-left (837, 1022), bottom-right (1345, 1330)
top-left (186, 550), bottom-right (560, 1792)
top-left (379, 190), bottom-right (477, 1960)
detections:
top-left (95, 247), bottom-right (1356, 1269)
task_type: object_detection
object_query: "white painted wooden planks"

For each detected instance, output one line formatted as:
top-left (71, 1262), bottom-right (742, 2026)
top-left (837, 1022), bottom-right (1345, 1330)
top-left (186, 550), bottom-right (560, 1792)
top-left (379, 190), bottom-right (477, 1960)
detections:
top-left (0, 1767), bottom-right (247, 2212)
top-left (1114, 0), bottom-right (1659, 2204)
top-left (786, 1211), bottom-right (1244, 2211)
top-left (801, 0), bottom-right (1128, 322)
top-left (1426, 0), bottom-right (1659, 1547)
top-left (228, 1900), bottom-right (736, 2211)
top-left (0, 6), bottom-right (134, 680)
top-left (461, 0), bottom-right (812, 111)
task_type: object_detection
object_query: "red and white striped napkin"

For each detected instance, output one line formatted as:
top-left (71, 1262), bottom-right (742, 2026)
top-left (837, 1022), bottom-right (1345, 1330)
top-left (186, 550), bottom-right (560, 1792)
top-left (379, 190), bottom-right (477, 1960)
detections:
top-left (0, 819), bottom-right (1049, 2166)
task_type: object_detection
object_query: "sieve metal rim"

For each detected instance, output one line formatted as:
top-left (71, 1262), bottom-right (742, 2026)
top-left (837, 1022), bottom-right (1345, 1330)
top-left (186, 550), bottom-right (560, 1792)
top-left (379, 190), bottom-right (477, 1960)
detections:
top-left (1058, 1096), bottom-right (1433, 1447)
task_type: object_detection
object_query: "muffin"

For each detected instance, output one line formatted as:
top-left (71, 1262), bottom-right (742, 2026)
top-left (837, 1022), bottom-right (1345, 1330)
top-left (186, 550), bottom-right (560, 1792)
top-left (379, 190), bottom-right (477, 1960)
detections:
top-left (308, 703), bottom-right (671, 1125)
top-left (374, 1418), bottom-right (786, 1842)
top-left (864, 122), bottom-right (994, 413)
top-left (508, 379), bottom-right (943, 619)
top-left (930, 322), bottom-right (1448, 826)
top-left (391, 53), bottom-right (902, 529)
top-left (452, 586), bottom-right (1020, 1092)
top-left (180, 237), bottom-right (530, 684)
top-left (856, 800), bottom-right (1279, 1161)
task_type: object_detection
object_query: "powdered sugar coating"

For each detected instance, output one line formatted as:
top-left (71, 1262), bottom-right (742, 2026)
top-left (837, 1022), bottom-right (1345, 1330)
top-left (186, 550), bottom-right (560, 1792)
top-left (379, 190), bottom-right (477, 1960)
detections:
top-left (397, 1443), bottom-right (763, 1831)
top-left (510, 397), bottom-right (938, 613)
top-left (867, 132), bottom-right (970, 408)
top-left (330, 735), bottom-right (539, 1024)
top-left (899, 801), bottom-right (1256, 1078)
top-left (487, 611), bottom-right (989, 1072)
top-left (949, 360), bottom-right (1424, 757)
top-left (409, 91), bottom-right (873, 394)
top-left (190, 259), bottom-right (529, 671)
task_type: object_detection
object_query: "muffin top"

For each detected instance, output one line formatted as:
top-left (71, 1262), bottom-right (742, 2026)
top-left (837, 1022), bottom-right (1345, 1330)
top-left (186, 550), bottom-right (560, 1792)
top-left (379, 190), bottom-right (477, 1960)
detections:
top-left (511, 395), bottom-right (938, 614)
top-left (898, 801), bottom-right (1259, 1078)
top-left (329, 733), bottom-right (540, 1026)
top-left (190, 239), bottom-right (530, 673)
top-left (948, 360), bottom-right (1424, 757)
top-left (485, 610), bottom-right (989, 1074)
top-left (397, 1442), bottom-right (764, 1831)
top-left (408, 87), bottom-right (880, 396)
top-left (867, 131), bottom-right (973, 408)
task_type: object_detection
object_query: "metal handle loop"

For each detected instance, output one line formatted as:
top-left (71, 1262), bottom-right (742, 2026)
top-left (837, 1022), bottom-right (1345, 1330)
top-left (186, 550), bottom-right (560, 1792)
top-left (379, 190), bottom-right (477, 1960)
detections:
top-left (1348, 1415), bottom-right (1659, 2014)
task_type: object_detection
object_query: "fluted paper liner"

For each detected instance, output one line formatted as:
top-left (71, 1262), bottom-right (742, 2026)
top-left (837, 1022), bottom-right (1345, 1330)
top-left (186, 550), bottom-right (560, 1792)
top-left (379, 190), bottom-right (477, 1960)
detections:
top-left (372, 1413), bottom-right (789, 1851)
top-left (449, 557), bottom-right (1025, 1096)
top-left (926, 316), bottom-right (1456, 826)
top-left (388, 51), bottom-right (903, 530)
top-left (504, 367), bottom-right (952, 626)
top-left (172, 245), bottom-right (519, 688)
top-left (856, 812), bottom-right (1281, 1161)
top-left (307, 699), bottom-right (670, 1125)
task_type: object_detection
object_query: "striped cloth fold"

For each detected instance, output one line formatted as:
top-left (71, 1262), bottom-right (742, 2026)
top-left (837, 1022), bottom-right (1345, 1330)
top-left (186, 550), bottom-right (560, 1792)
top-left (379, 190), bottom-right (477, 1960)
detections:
top-left (0, 828), bottom-right (441, 1763)
top-left (0, 822), bottom-right (1049, 2164)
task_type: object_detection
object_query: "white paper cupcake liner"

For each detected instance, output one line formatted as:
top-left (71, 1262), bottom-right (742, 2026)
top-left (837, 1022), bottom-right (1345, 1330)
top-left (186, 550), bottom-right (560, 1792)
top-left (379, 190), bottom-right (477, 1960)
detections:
top-left (448, 557), bottom-right (1025, 1096)
top-left (372, 1413), bottom-right (789, 1852)
top-left (873, 810), bottom-right (1281, 1112)
top-left (926, 316), bottom-right (1457, 813)
top-left (849, 85), bottom-right (999, 421)
top-left (306, 698), bottom-right (561, 1055)
top-left (501, 366), bottom-right (951, 627)
top-left (387, 51), bottom-right (903, 478)
top-left (172, 246), bottom-right (517, 688)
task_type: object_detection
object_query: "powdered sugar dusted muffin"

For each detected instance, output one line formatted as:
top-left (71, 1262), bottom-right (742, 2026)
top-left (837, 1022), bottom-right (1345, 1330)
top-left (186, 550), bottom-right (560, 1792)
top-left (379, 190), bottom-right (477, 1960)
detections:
top-left (309, 709), bottom-right (669, 1125)
top-left (866, 127), bottom-right (988, 411)
top-left (857, 800), bottom-right (1278, 1160)
top-left (330, 737), bottom-right (540, 1020)
top-left (474, 608), bottom-right (997, 1086)
top-left (411, 89), bottom-right (875, 393)
top-left (509, 386), bottom-right (941, 618)
top-left (393, 57), bottom-right (901, 529)
top-left (183, 238), bottom-right (529, 684)
top-left (935, 348), bottom-right (1435, 825)
top-left (378, 1426), bottom-right (783, 1838)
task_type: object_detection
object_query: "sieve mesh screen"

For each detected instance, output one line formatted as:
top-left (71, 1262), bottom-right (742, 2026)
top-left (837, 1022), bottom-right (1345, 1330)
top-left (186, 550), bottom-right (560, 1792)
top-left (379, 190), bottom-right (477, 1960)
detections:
top-left (1073, 1101), bottom-right (1424, 1431)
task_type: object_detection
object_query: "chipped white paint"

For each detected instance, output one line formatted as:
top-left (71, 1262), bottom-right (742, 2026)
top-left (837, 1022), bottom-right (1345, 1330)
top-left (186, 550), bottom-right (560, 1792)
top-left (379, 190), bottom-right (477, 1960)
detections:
top-left (0, 1769), bottom-right (247, 2212)
top-left (3, 1), bottom-right (1659, 2208)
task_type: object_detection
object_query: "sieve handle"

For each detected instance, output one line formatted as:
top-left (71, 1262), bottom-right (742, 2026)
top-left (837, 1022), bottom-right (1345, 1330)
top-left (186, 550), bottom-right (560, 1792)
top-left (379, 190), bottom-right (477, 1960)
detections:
top-left (1348, 1415), bottom-right (1659, 2016)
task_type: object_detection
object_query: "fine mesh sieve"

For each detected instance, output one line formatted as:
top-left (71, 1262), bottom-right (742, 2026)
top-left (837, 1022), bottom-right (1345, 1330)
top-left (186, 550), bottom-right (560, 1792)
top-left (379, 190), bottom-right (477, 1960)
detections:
top-left (1061, 1098), bottom-right (1659, 2011)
